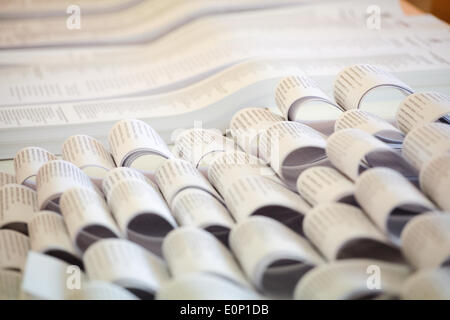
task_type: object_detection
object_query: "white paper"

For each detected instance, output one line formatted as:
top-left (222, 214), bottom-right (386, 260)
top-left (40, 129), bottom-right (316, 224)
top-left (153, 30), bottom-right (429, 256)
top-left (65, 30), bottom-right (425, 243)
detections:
top-left (402, 123), bottom-right (450, 171)
top-left (0, 183), bottom-right (38, 232)
top-left (62, 135), bottom-right (116, 172)
top-left (35, 160), bottom-right (98, 210)
top-left (13, 147), bottom-right (57, 185)
top-left (162, 227), bottom-right (249, 288)
top-left (230, 216), bottom-right (324, 297)
top-left (326, 128), bottom-right (416, 181)
top-left (419, 152), bottom-right (450, 211)
top-left (59, 187), bottom-right (121, 253)
top-left (0, 229), bottom-right (30, 271)
top-left (83, 238), bottom-right (169, 298)
top-left (155, 158), bottom-right (221, 204)
top-left (296, 166), bottom-right (355, 206)
top-left (334, 64), bottom-right (413, 111)
top-left (108, 119), bottom-right (173, 167)
top-left (28, 210), bottom-right (80, 263)
top-left (156, 273), bottom-right (261, 300)
top-left (355, 167), bottom-right (436, 242)
top-left (303, 203), bottom-right (399, 261)
top-left (401, 213), bottom-right (450, 269)
top-left (396, 92), bottom-right (450, 134)
top-left (402, 268), bottom-right (450, 300)
top-left (294, 259), bottom-right (410, 300)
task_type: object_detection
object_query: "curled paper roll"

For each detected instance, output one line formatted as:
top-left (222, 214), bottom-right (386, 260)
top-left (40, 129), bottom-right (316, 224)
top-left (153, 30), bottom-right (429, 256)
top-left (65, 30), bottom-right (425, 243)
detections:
top-left (230, 216), bottom-right (324, 298)
top-left (402, 122), bottom-right (450, 172)
top-left (258, 121), bottom-right (330, 189)
top-left (13, 147), bottom-right (57, 186)
top-left (0, 229), bottom-right (30, 272)
top-left (396, 92), bottom-right (450, 134)
top-left (162, 227), bottom-right (249, 288)
top-left (155, 158), bottom-right (222, 205)
top-left (157, 273), bottom-right (261, 300)
top-left (170, 188), bottom-right (234, 245)
top-left (60, 187), bottom-right (121, 253)
top-left (62, 135), bottom-right (116, 173)
top-left (0, 183), bottom-right (38, 234)
top-left (401, 213), bottom-right (450, 270)
top-left (35, 160), bottom-right (99, 211)
top-left (402, 268), bottom-right (450, 300)
top-left (275, 74), bottom-right (342, 133)
top-left (303, 202), bottom-right (402, 261)
top-left (28, 210), bottom-right (82, 267)
top-left (102, 166), bottom-right (159, 200)
top-left (296, 166), bottom-right (356, 207)
top-left (108, 119), bottom-right (172, 167)
top-left (335, 109), bottom-right (404, 146)
top-left (84, 238), bottom-right (169, 299)
top-left (294, 259), bottom-right (410, 300)
top-left (334, 64), bottom-right (413, 112)
top-left (107, 179), bottom-right (177, 255)
top-left (175, 128), bottom-right (237, 167)
top-left (229, 107), bottom-right (283, 156)
top-left (419, 152), bottom-right (450, 211)
top-left (208, 150), bottom-right (281, 196)
top-left (326, 128), bottom-right (416, 181)
top-left (355, 167), bottom-right (436, 242)
top-left (221, 174), bottom-right (310, 231)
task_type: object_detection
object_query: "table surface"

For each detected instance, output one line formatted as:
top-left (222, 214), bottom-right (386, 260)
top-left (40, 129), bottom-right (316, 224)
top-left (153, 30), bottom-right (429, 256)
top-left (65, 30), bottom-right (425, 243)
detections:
top-left (0, 0), bottom-right (427, 175)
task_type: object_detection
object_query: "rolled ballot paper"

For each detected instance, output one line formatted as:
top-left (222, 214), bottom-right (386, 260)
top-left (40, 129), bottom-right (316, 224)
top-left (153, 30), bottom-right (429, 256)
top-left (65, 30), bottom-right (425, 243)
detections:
top-left (68, 281), bottom-right (138, 300)
top-left (0, 171), bottom-right (16, 187)
top-left (221, 174), bottom-right (310, 231)
top-left (275, 75), bottom-right (342, 135)
top-left (294, 259), bottom-right (410, 300)
top-left (108, 119), bottom-right (173, 167)
top-left (401, 268), bottom-right (450, 300)
top-left (402, 122), bottom-right (450, 172)
top-left (303, 203), bottom-right (402, 262)
top-left (419, 152), bottom-right (450, 211)
top-left (102, 166), bottom-right (159, 200)
top-left (162, 227), bottom-right (249, 288)
top-left (155, 158), bottom-right (222, 205)
top-left (0, 270), bottom-right (22, 300)
top-left (229, 107), bottom-right (284, 155)
top-left (230, 216), bottom-right (324, 298)
top-left (13, 147), bottom-right (57, 186)
top-left (0, 183), bottom-right (38, 234)
top-left (59, 187), bottom-right (121, 253)
top-left (0, 229), bottom-right (30, 272)
top-left (207, 150), bottom-right (282, 196)
top-left (326, 128), bottom-right (417, 181)
top-left (401, 213), bottom-right (450, 270)
top-left (258, 121), bottom-right (330, 189)
top-left (156, 273), bottom-right (261, 300)
top-left (83, 239), bottom-right (169, 300)
top-left (334, 109), bottom-right (404, 147)
top-left (174, 128), bottom-right (237, 168)
top-left (296, 166), bottom-right (356, 207)
top-left (396, 92), bottom-right (450, 135)
top-left (35, 160), bottom-right (99, 211)
top-left (28, 210), bottom-right (82, 268)
top-left (170, 189), bottom-right (234, 245)
top-left (106, 179), bottom-right (177, 256)
top-left (62, 135), bottom-right (116, 175)
top-left (21, 251), bottom-right (86, 300)
top-left (334, 64), bottom-right (413, 117)
top-left (355, 168), bottom-right (436, 242)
